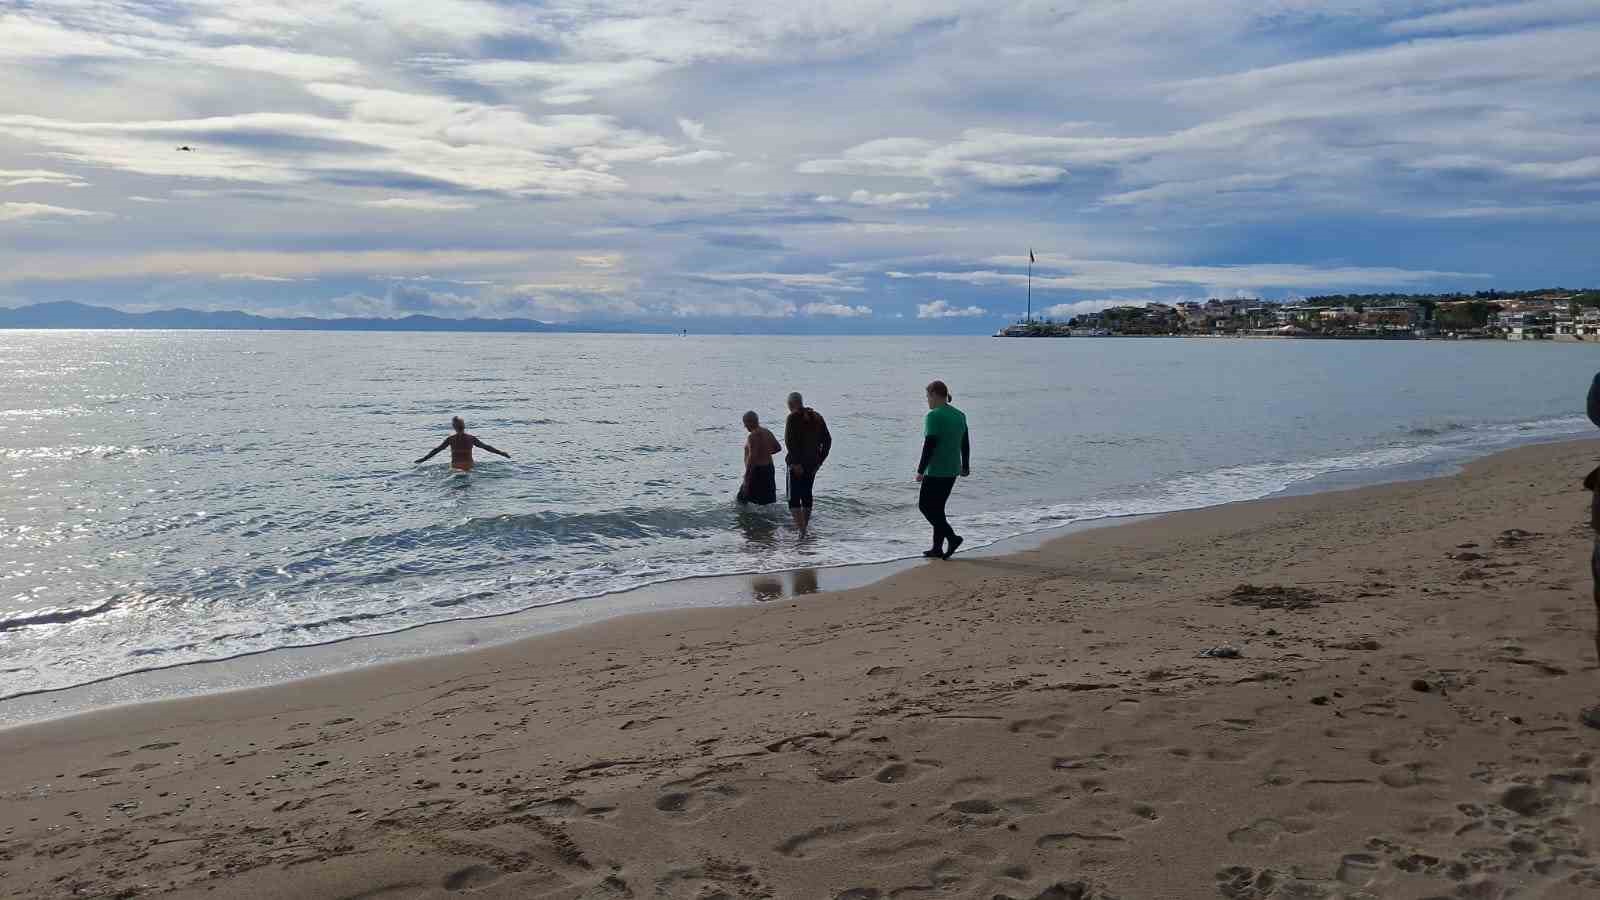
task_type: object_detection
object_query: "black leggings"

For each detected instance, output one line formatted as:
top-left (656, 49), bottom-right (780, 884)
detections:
top-left (919, 476), bottom-right (958, 546)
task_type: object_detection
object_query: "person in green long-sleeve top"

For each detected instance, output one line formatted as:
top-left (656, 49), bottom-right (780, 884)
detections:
top-left (915, 379), bottom-right (970, 559)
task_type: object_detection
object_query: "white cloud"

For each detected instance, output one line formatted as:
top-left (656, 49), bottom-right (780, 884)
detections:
top-left (1040, 299), bottom-right (1131, 319)
top-left (691, 272), bottom-right (863, 291)
top-left (801, 301), bottom-right (872, 317)
top-left (414, 57), bottom-right (673, 105)
top-left (0, 249), bottom-right (540, 281)
top-left (0, 202), bottom-right (108, 223)
top-left (0, 168), bottom-right (86, 188)
top-left (844, 189), bottom-right (948, 209)
top-left (678, 118), bottom-right (720, 144)
top-left (894, 257), bottom-right (1490, 294)
top-left (363, 197), bottom-right (478, 211)
top-left (219, 273), bottom-right (298, 282)
top-left (651, 150), bottom-right (733, 166)
top-left (1384, 0), bottom-right (1598, 36)
top-left (917, 299), bottom-right (989, 319)
top-left (187, 45), bottom-right (363, 81)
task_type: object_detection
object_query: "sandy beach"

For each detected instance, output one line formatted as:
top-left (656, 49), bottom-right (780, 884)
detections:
top-left (3, 440), bottom-right (1599, 899)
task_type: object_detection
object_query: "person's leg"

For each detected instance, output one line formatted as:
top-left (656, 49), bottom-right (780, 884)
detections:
top-left (790, 470), bottom-right (814, 536)
top-left (919, 478), bottom-right (945, 556)
top-left (927, 476), bottom-right (962, 558)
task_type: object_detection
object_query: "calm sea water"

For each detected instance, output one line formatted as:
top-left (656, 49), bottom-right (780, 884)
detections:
top-left (2, 331), bottom-right (1597, 699)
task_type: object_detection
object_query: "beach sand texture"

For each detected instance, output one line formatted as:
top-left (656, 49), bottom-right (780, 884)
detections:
top-left (2, 441), bottom-right (1598, 899)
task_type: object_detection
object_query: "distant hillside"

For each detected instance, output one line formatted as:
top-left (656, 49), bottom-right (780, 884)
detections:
top-left (0, 301), bottom-right (580, 333)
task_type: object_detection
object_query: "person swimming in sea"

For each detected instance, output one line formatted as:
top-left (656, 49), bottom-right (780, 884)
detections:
top-left (414, 416), bottom-right (510, 471)
top-left (737, 410), bottom-right (782, 505)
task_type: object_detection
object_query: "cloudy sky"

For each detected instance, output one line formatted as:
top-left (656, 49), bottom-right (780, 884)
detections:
top-left (1, 1), bottom-right (1596, 332)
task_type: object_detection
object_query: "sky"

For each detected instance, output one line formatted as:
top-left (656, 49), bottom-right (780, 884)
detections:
top-left (0, 1), bottom-right (1596, 333)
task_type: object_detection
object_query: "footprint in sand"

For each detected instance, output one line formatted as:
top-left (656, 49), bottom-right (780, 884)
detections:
top-left (1226, 817), bottom-right (1315, 847)
top-left (521, 796), bottom-right (616, 820)
top-left (442, 864), bottom-right (502, 891)
top-left (1035, 832), bottom-right (1127, 850)
top-left (653, 779), bottom-right (743, 820)
top-left (1379, 761), bottom-right (1444, 789)
top-left (874, 758), bottom-right (941, 784)
top-left (776, 820), bottom-right (895, 858)
top-left (1008, 714), bottom-right (1073, 738)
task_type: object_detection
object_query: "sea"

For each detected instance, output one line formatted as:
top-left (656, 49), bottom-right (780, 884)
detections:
top-left (2, 331), bottom-right (1597, 707)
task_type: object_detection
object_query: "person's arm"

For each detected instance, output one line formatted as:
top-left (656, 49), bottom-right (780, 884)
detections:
top-left (767, 430), bottom-right (782, 455)
top-left (960, 427), bottom-right (970, 476)
top-left (472, 437), bottom-right (510, 458)
top-left (415, 438), bottom-right (449, 464)
top-left (1588, 373), bottom-right (1600, 429)
top-left (917, 435), bottom-right (938, 477)
top-left (784, 416), bottom-right (800, 472)
top-left (816, 415), bottom-right (832, 466)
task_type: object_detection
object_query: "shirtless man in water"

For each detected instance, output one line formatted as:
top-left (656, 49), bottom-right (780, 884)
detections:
top-left (737, 411), bottom-right (782, 505)
top-left (415, 416), bottom-right (510, 471)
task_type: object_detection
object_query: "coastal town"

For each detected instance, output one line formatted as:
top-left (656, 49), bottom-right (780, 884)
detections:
top-left (996, 289), bottom-right (1600, 339)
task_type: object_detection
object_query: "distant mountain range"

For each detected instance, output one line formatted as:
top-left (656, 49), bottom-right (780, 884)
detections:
top-left (0, 301), bottom-right (590, 333)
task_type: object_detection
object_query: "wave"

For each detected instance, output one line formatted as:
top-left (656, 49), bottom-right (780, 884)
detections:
top-left (0, 597), bottom-right (122, 633)
top-left (0, 445), bottom-right (159, 460)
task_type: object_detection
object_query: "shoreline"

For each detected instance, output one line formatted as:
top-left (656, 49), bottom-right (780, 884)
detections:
top-left (2, 425), bottom-right (1590, 728)
top-left (2, 439), bottom-right (1598, 897)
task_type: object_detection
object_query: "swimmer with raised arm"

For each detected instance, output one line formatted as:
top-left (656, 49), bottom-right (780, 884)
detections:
top-left (415, 416), bottom-right (510, 471)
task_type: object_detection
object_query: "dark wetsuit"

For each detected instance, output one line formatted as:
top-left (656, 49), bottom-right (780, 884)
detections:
top-left (784, 407), bottom-right (832, 509)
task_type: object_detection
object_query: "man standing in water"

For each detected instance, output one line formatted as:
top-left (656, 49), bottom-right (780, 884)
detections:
top-left (415, 416), bottom-right (511, 471)
top-left (737, 411), bottom-right (782, 505)
top-left (784, 392), bottom-right (832, 537)
top-left (915, 380), bottom-right (970, 559)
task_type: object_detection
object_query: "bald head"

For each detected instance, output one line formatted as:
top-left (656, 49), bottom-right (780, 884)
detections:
top-left (742, 410), bottom-right (759, 428)
top-left (786, 392), bottom-right (803, 411)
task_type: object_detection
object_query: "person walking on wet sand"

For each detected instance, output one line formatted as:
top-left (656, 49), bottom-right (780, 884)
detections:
top-left (784, 392), bottom-right (832, 537)
top-left (414, 416), bottom-right (510, 471)
top-left (916, 380), bottom-right (969, 559)
top-left (737, 410), bottom-right (782, 505)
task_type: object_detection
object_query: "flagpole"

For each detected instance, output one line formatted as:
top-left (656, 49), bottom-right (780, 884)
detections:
top-left (1026, 254), bottom-right (1032, 324)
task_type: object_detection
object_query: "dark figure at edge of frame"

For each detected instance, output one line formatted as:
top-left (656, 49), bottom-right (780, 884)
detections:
top-left (1582, 376), bottom-right (1600, 730)
top-left (784, 392), bottom-right (832, 538)
top-left (916, 379), bottom-right (970, 559)
top-left (415, 416), bottom-right (510, 471)
top-left (737, 410), bottom-right (782, 505)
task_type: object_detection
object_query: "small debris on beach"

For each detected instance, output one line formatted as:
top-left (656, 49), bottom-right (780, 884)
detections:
top-left (1411, 679), bottom-right (1433, 693)
top-left (1226, 584), bottom-right (1327, 610)
top-left (1495, 528), bottom-right (1541, 548)
top-left (1197, 646), bottom-right (1241, 659)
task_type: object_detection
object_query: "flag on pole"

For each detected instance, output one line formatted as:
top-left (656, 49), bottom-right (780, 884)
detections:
top-left (1029, 248), bottom-right (1035, 263)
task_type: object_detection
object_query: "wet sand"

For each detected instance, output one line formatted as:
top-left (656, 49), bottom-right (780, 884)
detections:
top-left (2, 440), bottom-right (1598, 899)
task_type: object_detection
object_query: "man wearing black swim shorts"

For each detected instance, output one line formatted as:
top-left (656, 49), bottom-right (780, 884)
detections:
top-left (783, 391), bottom-right (832, 538)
